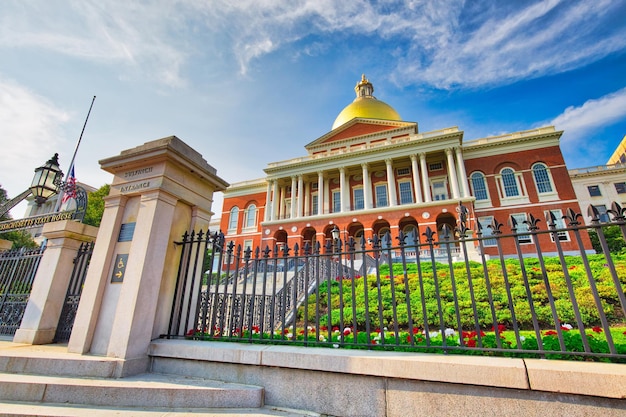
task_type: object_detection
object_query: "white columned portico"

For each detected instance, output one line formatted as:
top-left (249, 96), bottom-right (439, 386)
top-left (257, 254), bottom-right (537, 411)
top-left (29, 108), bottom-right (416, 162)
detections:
top-left (362, 163), bottom-right (372, 209)
top-left (420, 153), bottom-right (432, 202)
top-left (410, 155), bottom-right (422, 203)
top-left (385, 159), bottom-right (397, 206)
top-left (317, 171), bottom-right (325, 215)
top-left (290, 176), bottom-right (297, 219)
top-left (455, 147), bottom-right (470, 198)
top-left (264, 181), bottom-right (272, 221)
top-left (446, 148), bottom-right (460, 199)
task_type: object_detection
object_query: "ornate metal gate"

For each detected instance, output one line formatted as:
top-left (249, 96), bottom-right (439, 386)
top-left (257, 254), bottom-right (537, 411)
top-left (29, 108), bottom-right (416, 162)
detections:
top-left (0, 244), bottom-right (46, 336)
top-left (54, 241), bottom-right (94, 342)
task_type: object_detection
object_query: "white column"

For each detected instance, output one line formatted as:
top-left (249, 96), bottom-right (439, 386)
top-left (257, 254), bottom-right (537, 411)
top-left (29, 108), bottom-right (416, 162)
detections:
top-left (410, 155), bottom-right (422, 203)
top-left (296, 175), bottom-right (304, 218)
top-left (304, 181), bottom-right (310, 216)
top-left (446, 148), bottom-right (460, 199)
top-left (455, 147), bottom-right (470, 198)
top-left (279, 186), bottom-right (285, 219)
top-left (323, 175), bottom-right (330, 214)
top-left (271, 181), bottom-right (279, 221)
top-left (317, 171), bottom-right (324, 215)
top-left (362, 163), bottom-right (372, 209)
top-left (339, 167), bottom-right (348, 212)
top-left (290, 176), bottom-right (297, 219)
top-left (385, 159), bottom-right (397, 206)
top-left (264, 181), bottom-right (272, 222)
top-left (420, 153), bottom-right (432, 202)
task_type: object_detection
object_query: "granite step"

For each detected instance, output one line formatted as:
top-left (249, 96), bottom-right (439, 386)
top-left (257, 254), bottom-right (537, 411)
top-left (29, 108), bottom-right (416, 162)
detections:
top-left (0, 372), bottom-right (264, 409)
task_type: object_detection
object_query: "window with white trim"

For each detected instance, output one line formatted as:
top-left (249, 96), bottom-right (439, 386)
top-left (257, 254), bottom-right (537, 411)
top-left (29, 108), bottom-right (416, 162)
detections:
top-left (615, 182), bottom-right (626, 194)
top-left (470, 172), bottom-right (489, 201)
top-left (375, 184), bottom-right (388, 207)
top-left (501, 168), bottom-right (519, 197)
top-left (511, 213), bottom-right (531, 243)
top-left (243, 204), bottom-right (256, 229)
top-left (545, 209), bottom-right (569, 241)
top-left (332, 190), bottom-right (341, 213)
top-left (587, 185), bottom-right (601, 197)
top-left (311, 194), bottom-right (318, 215)
top-left (228, 206), bottom-right (239, 232)
top-left (431, 179), bottom-right (448, 201)
top-left (353, 188), bottom-right (364, 210)
top-left (478, 216), bottom-right (497, 246)
top-left (396, 167), bottom-right (410, 176)
top-left (593, 205), bottom-right (610, 222)
top-left (532, 163), bottom-right (553, 193)
top-left (496, 167), bottom-right (529, 205)
top-left (398, 181), bottom-right (413, 204)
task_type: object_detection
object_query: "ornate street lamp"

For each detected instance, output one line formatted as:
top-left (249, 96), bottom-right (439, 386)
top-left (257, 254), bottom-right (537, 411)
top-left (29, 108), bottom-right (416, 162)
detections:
top-left (30, 153), bottom-right (63, 206)
top-left (331, 225), bottom-right (340, 242)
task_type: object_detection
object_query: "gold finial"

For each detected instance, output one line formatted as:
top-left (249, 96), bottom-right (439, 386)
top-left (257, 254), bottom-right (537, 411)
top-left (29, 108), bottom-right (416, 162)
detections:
top-left (355, 74), bottom-right (374, 98)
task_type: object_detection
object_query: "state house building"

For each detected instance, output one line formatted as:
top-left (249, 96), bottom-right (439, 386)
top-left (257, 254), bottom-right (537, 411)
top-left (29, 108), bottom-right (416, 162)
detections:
top-left (219, 75), bottom-right (586, 257)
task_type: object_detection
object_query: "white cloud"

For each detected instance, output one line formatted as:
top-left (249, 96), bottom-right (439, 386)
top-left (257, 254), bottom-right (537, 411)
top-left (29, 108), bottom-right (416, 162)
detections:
top-left (550, 87), bottom-right (626, 143)
top-left (0, 78), bottom-right (70, 197)
top-left (1, 1), bottom-right (624, 89)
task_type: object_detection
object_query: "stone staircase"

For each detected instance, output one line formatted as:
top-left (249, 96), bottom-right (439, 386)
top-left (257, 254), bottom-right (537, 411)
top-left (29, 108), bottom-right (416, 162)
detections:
top-left (0, 341), bottom-right (317, 416)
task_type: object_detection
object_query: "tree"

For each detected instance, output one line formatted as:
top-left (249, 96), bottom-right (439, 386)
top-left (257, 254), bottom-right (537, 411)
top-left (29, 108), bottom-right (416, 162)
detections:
top-left (83, 184), bottom-right (110, 227)
top-left (588, 226), bottom-right (626, 254)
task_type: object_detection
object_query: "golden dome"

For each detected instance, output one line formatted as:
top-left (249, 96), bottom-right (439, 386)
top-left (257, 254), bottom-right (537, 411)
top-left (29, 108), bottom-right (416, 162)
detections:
top-left (332, 75), bottom-right (401, 130)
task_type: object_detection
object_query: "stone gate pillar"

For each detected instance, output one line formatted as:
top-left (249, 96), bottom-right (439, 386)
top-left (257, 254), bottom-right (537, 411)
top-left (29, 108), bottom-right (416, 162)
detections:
top-left (67, 136), bottom-right (228, 376)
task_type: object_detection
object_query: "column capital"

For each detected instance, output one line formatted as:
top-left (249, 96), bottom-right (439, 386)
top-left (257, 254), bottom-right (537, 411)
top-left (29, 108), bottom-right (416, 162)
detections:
top-left (361, 162), bottom-right (369, 169)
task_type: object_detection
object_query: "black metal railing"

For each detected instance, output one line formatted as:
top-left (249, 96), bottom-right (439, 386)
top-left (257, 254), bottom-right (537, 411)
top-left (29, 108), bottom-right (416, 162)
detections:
top-left (54, 241), bottom-right (94, 342)
top-left (0, 243), bottom-right (46, 336)
top-left (167, 203), bottom-right (626, 361)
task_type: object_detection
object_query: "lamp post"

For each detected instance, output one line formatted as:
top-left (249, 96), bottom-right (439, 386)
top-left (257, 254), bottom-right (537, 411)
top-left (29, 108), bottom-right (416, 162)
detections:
top-left (30, 153), bottom-right (63, 206)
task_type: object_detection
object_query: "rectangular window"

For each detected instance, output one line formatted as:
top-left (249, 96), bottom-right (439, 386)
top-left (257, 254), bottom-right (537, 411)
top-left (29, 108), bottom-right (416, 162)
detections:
top-left (432, 180), bottom-right (448, 201)
top-left (332, 190), bottom-right (341, 213)
top-left (375, 184), bottom-right (388, 207)
top-left (429, 162), bottom-right (442, 171)
top-left (545, 209), bottom-right (569, 241)
top-left (311, 194), bottom-right (318, 215)
top-left (244, 240), bottom-right (253, 251)
top-left (587, 185), bottom-right (602, 197)
top-left (311, 182), bottom-right (318, 190)
top-left (353, 188), bottom-right (364, 210)
top-left (615, 182), bottom-right (626, 194)
top-left (396, 167), bottom-right (410, 176)
top-left (398, 181), bottom-right (413, 204)
top-left (593, 205), bottom-right (610, 222)
top-left (511, 213), bottom-right (531, 243)
top-left (478, 216), bottom-right (497, 246)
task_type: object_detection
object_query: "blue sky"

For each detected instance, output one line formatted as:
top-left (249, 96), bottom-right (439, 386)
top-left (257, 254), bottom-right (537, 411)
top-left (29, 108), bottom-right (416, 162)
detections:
top-left (1, 1), bottom-right (625, 218)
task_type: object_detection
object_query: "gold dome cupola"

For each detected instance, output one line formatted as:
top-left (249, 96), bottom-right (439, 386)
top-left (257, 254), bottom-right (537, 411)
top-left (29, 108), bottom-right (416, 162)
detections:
top-left (331, 75), bottom-right (402, 130)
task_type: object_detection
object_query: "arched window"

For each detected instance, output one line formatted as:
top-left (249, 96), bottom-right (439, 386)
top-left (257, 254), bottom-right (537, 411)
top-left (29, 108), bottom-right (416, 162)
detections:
top-left (501, 168), bottom-right (519, 197)
top-left (228, 206), bottom-right (239, 232)
top-left (244, 204), bottom-right (257, 229)
top-left (532, 163), bottom-right (553, 194)
top-left (470, 172), bottom-right (488, 200)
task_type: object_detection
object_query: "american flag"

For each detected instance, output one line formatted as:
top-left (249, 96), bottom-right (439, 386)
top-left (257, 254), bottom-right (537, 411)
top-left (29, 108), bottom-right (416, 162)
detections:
top-left (61, 166), bottom-right (77, 203)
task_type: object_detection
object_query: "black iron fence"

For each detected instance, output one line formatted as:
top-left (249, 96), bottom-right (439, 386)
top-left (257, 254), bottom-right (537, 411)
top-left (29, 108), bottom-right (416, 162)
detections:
top-left (54, 241), bottom-right (94, 342)
top-left (167, 203), bottom-right (626, 361)
top-left (0, 243), bottom-right (46, 336)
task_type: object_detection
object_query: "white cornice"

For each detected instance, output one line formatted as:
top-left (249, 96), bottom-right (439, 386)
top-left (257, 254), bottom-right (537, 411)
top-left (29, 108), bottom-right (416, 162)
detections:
top-left (463, 127), bottom-right (562, 159)
top-left (305, 119), bottom-right (418, 149)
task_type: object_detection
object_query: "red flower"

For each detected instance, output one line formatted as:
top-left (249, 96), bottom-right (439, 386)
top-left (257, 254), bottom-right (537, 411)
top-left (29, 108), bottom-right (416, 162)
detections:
top-left (406, 335), bottom-right (412, 342)
top-left (492, 324), bottom-right (506, 334)
top-left (592, 326), bottom-right (603, 333)
top-left (544, 330), bottom-right (557, 336)
top-left (186, 329), bottom-right (196, 336)
top-left (412, 327), bottom-right (420, 334)
top-left (466, 339), bottom-right (477, 347)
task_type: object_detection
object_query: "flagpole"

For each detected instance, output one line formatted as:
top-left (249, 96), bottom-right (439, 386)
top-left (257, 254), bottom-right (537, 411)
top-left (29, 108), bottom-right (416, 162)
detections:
top-left (54, 95), bottom-right (97, 212)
